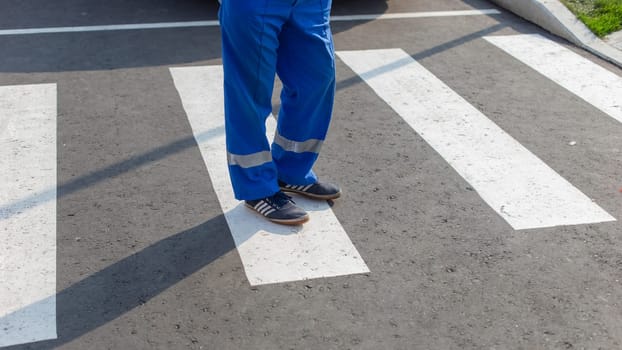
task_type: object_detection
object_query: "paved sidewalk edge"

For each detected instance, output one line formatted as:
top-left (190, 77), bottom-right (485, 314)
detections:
top-left (488, 0), bottom-right (622, 68)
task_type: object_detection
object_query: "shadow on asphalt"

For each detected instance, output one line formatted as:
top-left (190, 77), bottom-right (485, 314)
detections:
top-left (0, 125), bottom-right (225, 222)
top-left (335, 22), bottom-right (508, 92)
top-left (2, 215), bottom-right (234, 350)
top-left (0, 0), bottom-right (389, 73)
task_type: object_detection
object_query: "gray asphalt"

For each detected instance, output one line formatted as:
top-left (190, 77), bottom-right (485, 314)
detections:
top-left (1, 0), bottom-right (622, 349)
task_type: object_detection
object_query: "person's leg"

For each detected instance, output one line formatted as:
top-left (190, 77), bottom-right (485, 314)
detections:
top-left (219, 0), bottom-right (290, 200)
top-left (272, 0), bottom-right (336, 186)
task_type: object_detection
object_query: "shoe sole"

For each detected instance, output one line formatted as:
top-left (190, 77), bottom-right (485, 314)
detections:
top-left (245, 203), bottom-right (310, 226)
top-left (280, 188), bottom-right (342, 200)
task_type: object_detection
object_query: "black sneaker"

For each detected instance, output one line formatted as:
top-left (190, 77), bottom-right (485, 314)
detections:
top-left (278, 180), bottom-right (341, 200)
top-left (245, 191), bottom-right (309, 225)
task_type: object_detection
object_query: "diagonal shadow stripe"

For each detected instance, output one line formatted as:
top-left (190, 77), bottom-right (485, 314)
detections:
top-left (2, 215), bottom-right (234, 349)
top-left (336, 23), bottom-right (507, 92)
top-left (0, 126), bottom-right (225, 222)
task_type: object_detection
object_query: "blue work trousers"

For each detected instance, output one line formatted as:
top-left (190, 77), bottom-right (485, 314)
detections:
top-left (219, 0), bottom-right (336, 200)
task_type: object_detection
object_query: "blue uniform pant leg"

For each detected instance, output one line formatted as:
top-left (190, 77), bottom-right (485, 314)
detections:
top-left (272, 0), bottom-right (336, 186)
top-left (219, 0), bottom-right (290, 200)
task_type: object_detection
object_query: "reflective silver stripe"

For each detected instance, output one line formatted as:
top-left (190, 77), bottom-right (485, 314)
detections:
top-left (273, 132), bottom-right (323, 154)
top-left (227, 151), bottom-right (272, 168)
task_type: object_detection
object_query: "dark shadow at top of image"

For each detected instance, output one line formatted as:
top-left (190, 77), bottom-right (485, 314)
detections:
top-left (0, 0), bottom-right (388, 73)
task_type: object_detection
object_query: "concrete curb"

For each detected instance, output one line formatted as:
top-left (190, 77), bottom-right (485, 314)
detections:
top-left (488, 0), bottom-right (622, 68)
top-left (607, 30), bottom-right (622, 51)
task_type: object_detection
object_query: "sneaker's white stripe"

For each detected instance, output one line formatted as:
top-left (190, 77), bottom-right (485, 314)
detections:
top-left (337, 49), bottom-right (615, 230)
top-left (259, 206), bottom-right (272, 216)
top-left (171, 66), bottom-right (369, 286)
top-left (484, 34), bottom-right (622, 124)
top-left (256, 203), bottom-right (268, 215)
top-left (0, 84), bottom-right (58, 347)
top-left (256, 205), bottom-right (266, 215)
top-left (263, 208), bottom-right (276, 216)
top-left (302, 184), bottom-right (314, 192)
top-left (256, 202), bottom-right (269, 213)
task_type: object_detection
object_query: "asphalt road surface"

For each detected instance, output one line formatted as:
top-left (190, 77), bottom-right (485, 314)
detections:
top-left (2, 0), bottom-right (622, 349)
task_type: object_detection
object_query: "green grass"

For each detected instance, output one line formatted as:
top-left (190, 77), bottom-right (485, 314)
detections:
top-left (560, 0), bottom-right (622, 37)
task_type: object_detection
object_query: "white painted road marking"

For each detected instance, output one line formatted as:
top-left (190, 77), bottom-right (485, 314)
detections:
top-left (0, 20), bottom-right (220, 36)
top-left (337, 49), bottom-right (616, 230)
top-left (0, 10), bottom-right (501, 36)
top-left (485, 34), bottom-right (622, 124)
top-left (0, 84), bottom-right (57, 347)
top-left (331, 9), bottom-right (501, 22)
top-left (170, 66), bottom-right (369, 286)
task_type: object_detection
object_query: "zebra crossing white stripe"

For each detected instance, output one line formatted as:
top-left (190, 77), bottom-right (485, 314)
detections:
top-left (0, 84), bottom-right (57, 347)
top-left (170, 66), bottom-right (369, 286)
top-left (337, 49), bottom-right (615, 230)
top-left (484, 34), bottom-right (622, 124)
